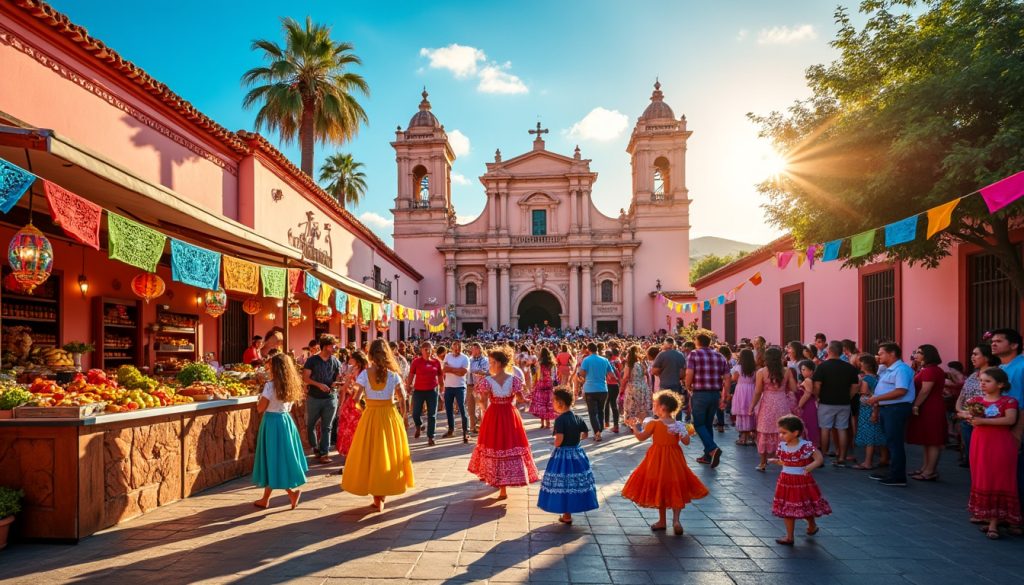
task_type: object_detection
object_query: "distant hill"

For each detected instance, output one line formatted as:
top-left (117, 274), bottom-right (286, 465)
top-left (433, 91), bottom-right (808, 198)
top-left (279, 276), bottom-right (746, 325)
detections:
top-left (689, 236), bottom-right (761, 261)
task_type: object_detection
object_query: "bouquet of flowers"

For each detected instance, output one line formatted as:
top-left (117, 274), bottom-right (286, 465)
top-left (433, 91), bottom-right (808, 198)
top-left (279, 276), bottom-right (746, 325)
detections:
top-left (967, 401), bottom-right (987, 418)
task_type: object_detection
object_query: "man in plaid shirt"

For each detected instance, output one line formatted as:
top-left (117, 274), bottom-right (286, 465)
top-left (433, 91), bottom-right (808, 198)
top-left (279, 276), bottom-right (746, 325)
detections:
top-left (684, 333), bottom-right (731, 468)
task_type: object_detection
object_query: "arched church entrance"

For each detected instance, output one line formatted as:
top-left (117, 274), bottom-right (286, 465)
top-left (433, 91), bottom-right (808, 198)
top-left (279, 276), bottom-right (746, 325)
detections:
top-left (517, 290), bottom-right (562, 330)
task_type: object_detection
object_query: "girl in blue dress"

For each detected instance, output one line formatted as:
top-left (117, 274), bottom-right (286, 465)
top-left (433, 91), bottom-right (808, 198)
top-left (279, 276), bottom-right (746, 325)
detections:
top-left (252, 353), bottom-right (309, 509)
top-left (537, 387), bottom-right (599, 524)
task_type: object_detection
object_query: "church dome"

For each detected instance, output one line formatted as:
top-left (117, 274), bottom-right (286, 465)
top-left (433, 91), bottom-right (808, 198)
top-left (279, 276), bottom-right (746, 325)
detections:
top-left (408, 89), bottom-right (441, 129)
top-left (640, 80), bottom-right (676, 120)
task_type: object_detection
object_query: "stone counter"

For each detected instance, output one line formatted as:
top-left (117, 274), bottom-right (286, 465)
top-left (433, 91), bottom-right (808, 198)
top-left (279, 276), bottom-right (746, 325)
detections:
top-left (0, 398), bottom-right (259, 542)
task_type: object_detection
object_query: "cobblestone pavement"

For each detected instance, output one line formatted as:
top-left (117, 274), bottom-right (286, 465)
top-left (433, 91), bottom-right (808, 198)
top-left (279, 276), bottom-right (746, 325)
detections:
top-left (4, 407), bottom-right (1024, 584)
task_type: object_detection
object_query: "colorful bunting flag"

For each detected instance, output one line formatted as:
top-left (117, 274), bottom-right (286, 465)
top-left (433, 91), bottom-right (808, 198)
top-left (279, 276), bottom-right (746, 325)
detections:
top-left (288, 269), bottom-right (303, 294)
top-left (749, 272), bottom-right (763, 286)
top-left (796, 253), bottom-right (806, 268)
top-left (43, 180), bottom-right (101, 249)
top-left (359, 299), bottom-right (373, 323)
top-left (0, 158), bottom-right (35, 214)
top-left (260, 266), bottom-right (286, 299)
top-left (703, 300), bottom-right (711, 311)
top-left (926, 198), bottom-right (960, 239)
top-left (169, 238), bottom-right (221, 289)
top-left (107, 212), bottom-right (166, 272)
top-left (222, 256), bottom-right (260, 294)
top-left (806, 245), bottom-right (817, 270)
top-left (822, 239), bottom-right (842, 262)
top-left (717, 295), bottom-right (726, 305)
top-left (850, 230), bottom-right (875, 258)
top-left (318, 283), bottom-right (333, 307)
top-left (304, 273), bottom-right (321, 300)
top-left (776, 251), bottom-right (795, 269)
top-left (372, 303), bottom-right (381, 321)
top-left (347, 295), bottom-right (358, 317)
top-left (884, 216), bottom-right (918, 247)
top-left (334, 290), bottom-right (349, 313)
top-left (980, 171), bottom-right (1024, 213)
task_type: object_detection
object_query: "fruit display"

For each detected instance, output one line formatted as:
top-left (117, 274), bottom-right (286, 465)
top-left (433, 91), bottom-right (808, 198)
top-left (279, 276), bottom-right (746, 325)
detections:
top-left (0, 381), bottom-right (32, 410)
top-left (38, 347), bottom-right (74, 368)
top-left (178, 382), bottom-right (224, 400)
top-left (177, 362), bottom-right (217, 387)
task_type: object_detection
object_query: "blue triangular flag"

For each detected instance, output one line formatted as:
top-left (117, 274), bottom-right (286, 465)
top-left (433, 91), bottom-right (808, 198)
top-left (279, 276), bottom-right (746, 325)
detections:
top-left (334, 290), bottom-right (348, 313)
top-left (703, 300), bottom-right (711, 311)
top-left (822, 239), bottom-right (842, 262)
top-left (884, 215), bottom-right (918, 247)
top-left (0, 158), bottom-right (36, 214)
top-left (304, 273), bottom-right (321, 299)
top-left (717, 295), bottom-right (726, 305)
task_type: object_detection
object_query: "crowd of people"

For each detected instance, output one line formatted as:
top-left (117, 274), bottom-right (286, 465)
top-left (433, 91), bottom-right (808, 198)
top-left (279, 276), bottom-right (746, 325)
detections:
top-left (243, 324), bottom-right (1024, 543)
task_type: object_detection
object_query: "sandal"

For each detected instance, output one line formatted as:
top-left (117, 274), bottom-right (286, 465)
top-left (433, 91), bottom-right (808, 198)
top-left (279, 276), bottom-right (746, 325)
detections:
top-left (650, 523), bottom-right (667, 532)
top-left (986, 529), bottom-right (1000, 540)
top-left (558, 515), bottom-right (573, 525)
top-left (673, 522), bottom-right (684, 536)
top-left (253, 500), bottom-right (269, 509)
top-left (775, 537), bottom-right (794, 546)
top-left (852, 463), bottom-right (877, 470)
top-left (756, 464), bottom-right (766, 472)
top-left (806, 526), bottom-right (819, 536)
top-left (911, 472), bottom-right (939, 481)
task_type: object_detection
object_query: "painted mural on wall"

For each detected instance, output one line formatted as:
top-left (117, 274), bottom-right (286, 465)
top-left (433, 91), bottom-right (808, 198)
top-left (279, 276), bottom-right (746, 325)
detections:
top-left (288, 211), bottom-right (334, 268)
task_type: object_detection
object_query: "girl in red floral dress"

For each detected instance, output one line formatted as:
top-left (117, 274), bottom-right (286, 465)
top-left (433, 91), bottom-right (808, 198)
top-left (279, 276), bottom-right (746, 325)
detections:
top-left (958, 367), bottom-right (1020, 539)
top-left (468, 346), bottom-right (539, 499)
top-left (529, 347), bottom-right (558, 428)
top-left (769, 415), bottom-right (831, 545)
top-left (336, 351), bottom-right (368, 458)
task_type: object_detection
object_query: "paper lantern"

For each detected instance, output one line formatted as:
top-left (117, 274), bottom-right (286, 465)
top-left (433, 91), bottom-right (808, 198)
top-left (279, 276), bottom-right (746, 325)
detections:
top-left (359, 322), bottom-right (369, 333)
top-left (287, 301), bottom-right (303, 326)
top-left (341, 312), bottom-right (356, 327)
top-left (131, 273), bottom-right (165, 303)
top-left (314, 304), bottom-right (333, 323)
top-left (242, 297), bottom-right (262, 315)
top-left (7, 223), bottom-right (53, 293)
top-left (204, 288), bottom-right (227, 318)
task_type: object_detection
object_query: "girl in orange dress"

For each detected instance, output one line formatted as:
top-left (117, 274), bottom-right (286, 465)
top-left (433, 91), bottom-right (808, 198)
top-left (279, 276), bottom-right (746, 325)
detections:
top-left (622, 390), bottom-right (709, 535)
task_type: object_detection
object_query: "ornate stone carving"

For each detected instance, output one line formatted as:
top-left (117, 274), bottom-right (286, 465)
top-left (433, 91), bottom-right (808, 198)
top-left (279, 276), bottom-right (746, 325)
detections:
top-left (559, 283), bottom-right (568, 294)
top-left (444, 263), bottom-right (457, 273)
top-left (620, 259), bottom-right (635, 269)
top-left (510, 285), bottom-right (519, 296)
top-left (511, 265), bottom-right (567, 279)
top-left (459, 307), bottom-right (486, 317)
top-left (581, 262), bottom-right (594, 270)
top-left (594, 304), bottom-right (620, 315)
top-left (532, 267), bottom-right (547, 288)
top-left (486, 262), bottom-right (498, 272)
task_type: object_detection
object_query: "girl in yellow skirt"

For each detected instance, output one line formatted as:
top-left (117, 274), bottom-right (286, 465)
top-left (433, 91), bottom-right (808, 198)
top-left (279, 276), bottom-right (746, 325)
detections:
top-left (340, 338), bottom-right (414, 512)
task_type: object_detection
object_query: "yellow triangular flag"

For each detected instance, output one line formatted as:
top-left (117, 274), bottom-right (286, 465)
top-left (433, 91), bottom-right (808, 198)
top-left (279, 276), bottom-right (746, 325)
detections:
top-left (796, 253), bottom-right (806, 268)
top-left (926, 198), bottom-right (961, 239)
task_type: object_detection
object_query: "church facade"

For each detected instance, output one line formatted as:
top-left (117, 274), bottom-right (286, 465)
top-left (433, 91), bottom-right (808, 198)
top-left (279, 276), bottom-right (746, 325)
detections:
top-left (392, 83), bottom-right (695, 336)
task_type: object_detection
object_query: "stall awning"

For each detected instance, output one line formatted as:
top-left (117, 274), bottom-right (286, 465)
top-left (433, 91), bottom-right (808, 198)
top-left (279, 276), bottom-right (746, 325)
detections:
top-left (0, 124), bottom-right (383, 302)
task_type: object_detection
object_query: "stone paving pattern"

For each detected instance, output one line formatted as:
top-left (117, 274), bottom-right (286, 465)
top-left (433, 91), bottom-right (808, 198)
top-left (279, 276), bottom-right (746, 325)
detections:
top-left (3, 407), bottom-right (1024, 584)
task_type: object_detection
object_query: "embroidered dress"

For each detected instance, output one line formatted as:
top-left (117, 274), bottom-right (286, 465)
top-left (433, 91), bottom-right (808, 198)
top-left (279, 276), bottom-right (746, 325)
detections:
top-left (537, 411), bottom-right (599, 514)
top-left (621, 419), bottom-right (709, 509)
top-left (967, 396), bottom-right (1021, 524)
top-left (755, 373), bottom-right (795, 455)
top-left (730, 368), bottom-right (757, 432)
top-left (771, 439), bottom-right (832, 518)
top-left (468, 375), bottom-right (539, 487)
top-left (341, 370), bottom-right (414, 496)
top-left (529, 364), bottom-right (557, 421)
top-left (622, 362), bottom-right (654, 422)
top-left (335, 393), bottom-right (362, 457)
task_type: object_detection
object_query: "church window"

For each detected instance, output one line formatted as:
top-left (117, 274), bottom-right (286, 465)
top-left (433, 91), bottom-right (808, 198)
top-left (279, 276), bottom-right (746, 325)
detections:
top-left (531, 210), bottom-right (547, 236)
top-left (419, 176), bottom-right (430, 201)
top-left (652, 156), bottom-right (670, 200)
top-left (412, 165), bottom-right (430, 207)
top-left (465, 282), bottom-right (478, 305)
top-left (600, 279), bottom-right (613, 303)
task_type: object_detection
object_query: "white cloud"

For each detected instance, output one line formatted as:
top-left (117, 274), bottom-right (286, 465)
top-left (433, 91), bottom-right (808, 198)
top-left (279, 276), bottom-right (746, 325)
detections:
top-left (451, 172), bottom-right (471, 186)
top-left (477, 64), bottom-right (528, 94)
top-left (447, 129), bottom-right (471, 157)
top-left (358, 211), bottom-right (393, 231)
top-left (757, 25), bottom-right (817, 45)
top-left (418, 44), bottom-right (485, 78)
top-left (736, 29), bottom-right (748, 41)
top-left (565, 107), bottom-right (630, 143)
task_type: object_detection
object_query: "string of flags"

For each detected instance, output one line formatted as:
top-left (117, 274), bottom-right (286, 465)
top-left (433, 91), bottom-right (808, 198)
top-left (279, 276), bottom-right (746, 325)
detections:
top-left (0, 155), bottom-right (446, 326)
top-left (665, 170), bottom-right (1024, 314)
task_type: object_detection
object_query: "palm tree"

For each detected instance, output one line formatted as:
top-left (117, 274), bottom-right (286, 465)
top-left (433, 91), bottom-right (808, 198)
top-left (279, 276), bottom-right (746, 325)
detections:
top-left (241, 16), bottom-right (369, 176)
top-left (319, 153), bottom-right (368, 207)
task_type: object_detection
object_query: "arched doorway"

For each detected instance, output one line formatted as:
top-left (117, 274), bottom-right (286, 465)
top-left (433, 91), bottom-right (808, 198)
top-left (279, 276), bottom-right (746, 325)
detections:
top-left (517, 290), bottom-right (562, 329)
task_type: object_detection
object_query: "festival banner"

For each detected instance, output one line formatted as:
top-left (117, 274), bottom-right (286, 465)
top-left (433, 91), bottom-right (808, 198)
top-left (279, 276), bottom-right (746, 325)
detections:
top-left (288, 268), bottom-right (304, 295)
top-left (303, 273), bottom-right (321, 300)
top-left (170, 238), bottom-right (221, 290)
top-left (0, 158), bottom-right (35, 214)
top-left (222, 256), bottom-right (260, 294)
top-left (260, 266), bottom-right (287, 299)
top-left (359, 299), bottom-right (373, 323)
top-left (749, 272), bottom-right (763, 286)
top-left (806, 245), bottom-right (817, 270)
top-left (107, 212), bottom-right (166, 273)
top-left (926, 198), bottom-right (960, 239)
top-left (318, 283), bottom-right (333, 307)
top-left (884, 216), bottom-right (918, 247)
top-left (980, 171), bottom-right (1024, 213)
top-left (43, 180), bottom-right (101, 249)
top-left (822, 239), bottom-right (842, 262)
top-left (347, 295), bottom-right (358, 317)
top-left (776, 251), bottom-right (795, 269)
top-left (850, 230), bottom-right (875, 258)
top-left (334, 290), bottom-right (349, 313)
top-left (796, 253), bottom-right (806, 268)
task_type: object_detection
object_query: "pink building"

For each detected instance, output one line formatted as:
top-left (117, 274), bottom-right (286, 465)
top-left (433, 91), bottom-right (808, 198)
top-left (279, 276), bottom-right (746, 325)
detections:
top-left (692, 234), bottom-right (1024, 364)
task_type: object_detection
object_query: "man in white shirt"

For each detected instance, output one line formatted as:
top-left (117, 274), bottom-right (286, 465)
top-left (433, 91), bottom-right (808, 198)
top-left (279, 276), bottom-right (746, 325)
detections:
top-left (442, 340), bottom-right (471, 443)
top-left (466, 343), bottom-right (490, 434)
top-left (867, 342), bottom-right (916, 487)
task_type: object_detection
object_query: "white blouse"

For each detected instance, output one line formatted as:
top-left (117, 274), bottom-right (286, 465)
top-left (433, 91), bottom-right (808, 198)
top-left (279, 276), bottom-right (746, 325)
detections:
top-left (260, 382), bottom-right (293, 413)
top-left (482, 374), bottom-right (522, 397)
top-left (356, 369), bottom-right (402, 400)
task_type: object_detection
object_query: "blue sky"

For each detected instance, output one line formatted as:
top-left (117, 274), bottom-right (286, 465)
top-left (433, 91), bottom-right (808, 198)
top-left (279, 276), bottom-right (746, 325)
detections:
top-left (51, 0), bottom-right (862, 246)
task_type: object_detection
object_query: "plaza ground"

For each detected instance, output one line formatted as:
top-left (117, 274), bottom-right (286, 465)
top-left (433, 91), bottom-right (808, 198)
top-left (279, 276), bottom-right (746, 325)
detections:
top-left (2, 410), bottom-right (1022, 585)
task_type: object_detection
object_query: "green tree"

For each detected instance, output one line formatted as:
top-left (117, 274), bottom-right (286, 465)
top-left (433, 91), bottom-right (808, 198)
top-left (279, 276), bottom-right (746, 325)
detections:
top-left (319, 153), bottom-right (368, 207)
top-left (749, 0), bottom-right (1024, 294)
top-left (242, 16), bottom-right (369, 177)
top-left (691, 252), bottom-right (746, 283)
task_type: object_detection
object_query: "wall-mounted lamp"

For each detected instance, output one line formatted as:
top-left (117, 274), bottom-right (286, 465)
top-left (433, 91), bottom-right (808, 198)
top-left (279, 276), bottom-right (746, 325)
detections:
top-left (195, 294), bottom-right (203, 306)
top-left (77, 274), bottom-right (89, 298)
top-left (265, 312), bottom-right (276, 321)
top-left (271, 188), bottom-right (284, 202)
top-left (655, 279), bottom-right (662, 292)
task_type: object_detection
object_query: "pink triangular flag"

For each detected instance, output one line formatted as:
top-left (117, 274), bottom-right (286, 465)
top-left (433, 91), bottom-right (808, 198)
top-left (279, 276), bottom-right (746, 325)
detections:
top-left (980, 171), bottom-right (1024, 213)
top-left (776, 251), bottom-right (795, 269)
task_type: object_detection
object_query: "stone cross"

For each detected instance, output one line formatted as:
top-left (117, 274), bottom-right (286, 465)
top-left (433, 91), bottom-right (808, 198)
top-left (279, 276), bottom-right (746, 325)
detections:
top-left (529, 122), bottom-right (548, 139)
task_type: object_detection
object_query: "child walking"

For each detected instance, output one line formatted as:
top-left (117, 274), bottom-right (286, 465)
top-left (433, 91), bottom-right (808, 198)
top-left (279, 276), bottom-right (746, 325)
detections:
top-left (252, 353), bottom-right (308, 510)
top-left (537, 388), bottom-right (599, 524)
top-left (769, 415), bottom-right (831, 545)
top-left (621, 391), bottom-right (709, 535)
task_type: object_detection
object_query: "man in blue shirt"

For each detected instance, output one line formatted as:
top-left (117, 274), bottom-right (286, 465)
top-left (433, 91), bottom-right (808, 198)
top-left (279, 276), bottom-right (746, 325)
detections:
top-left (990, 328), bottom-right (1024, 506)
top-left (577, 342), bottom-right (617, 442)
top-left (867, 342), bottom-right (915, 486)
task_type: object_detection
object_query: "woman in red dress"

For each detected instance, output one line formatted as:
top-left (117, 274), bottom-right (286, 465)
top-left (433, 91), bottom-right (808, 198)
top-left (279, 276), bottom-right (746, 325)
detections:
top-left (906, 344), bottom-right (948, 481)
top-left (958, 367), bottom-right (1021, 539)
top-left (556, 344), bottom-right (575, 395)
top-left (468, 345), bottom-right (539, 499)
top-left (336, 351), bottom-right (367, 459)
top-left (528, 347), bottom-right (558, 428)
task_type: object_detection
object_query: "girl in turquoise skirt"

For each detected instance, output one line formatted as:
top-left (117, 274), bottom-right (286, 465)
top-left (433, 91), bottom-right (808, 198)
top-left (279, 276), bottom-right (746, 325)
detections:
top-left (253, 353), bottom-right (309, 509)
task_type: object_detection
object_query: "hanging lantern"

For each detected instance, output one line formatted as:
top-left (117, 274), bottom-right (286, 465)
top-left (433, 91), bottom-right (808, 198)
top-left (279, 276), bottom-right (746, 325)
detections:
top-left (287, 301), bottom-right (303, 326)
top-left (359, 322), bottom-right (370, 333)
top-left (204, 288), bottom-right (227, 318)
top-left (7, 223), bottom-right (53, 293)
top-left (315, 304), bottom-right (333, 322)
top-left (130, 273), bottom-right (166, 303)
top-left (341, 312), bottom-right (356, 328)
top-left (242, 297), bottom-right (262, 315)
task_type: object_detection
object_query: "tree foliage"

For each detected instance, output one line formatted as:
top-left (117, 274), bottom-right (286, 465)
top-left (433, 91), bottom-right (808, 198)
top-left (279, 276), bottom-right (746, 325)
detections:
top-left (319, 153), bottom-right (368, 208)
top-left (242, 17), bottom-right (369, 176)
top-left (691, 252), bottom-right (747, 283)
top-left (749, 0), bottom-right (1024, 293)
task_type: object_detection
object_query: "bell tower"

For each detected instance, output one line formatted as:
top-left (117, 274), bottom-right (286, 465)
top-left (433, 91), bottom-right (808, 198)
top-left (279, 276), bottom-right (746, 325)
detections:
top-left (626, 80), bottom-right (693, 290)
top-left (392, 89), bottom-right (456, 238)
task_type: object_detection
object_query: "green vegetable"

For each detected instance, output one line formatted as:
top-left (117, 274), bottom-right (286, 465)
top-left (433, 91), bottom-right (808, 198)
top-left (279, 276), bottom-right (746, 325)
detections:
top-left (177, 363), bottom-right (217, 387)
top-left (0, 384), bottom-right (31, 410)
top-left (116, 365), bottom-right (159, 390)
top-left (62, 341), bottom-right (95, 354)
top-left (0, 487), bottom-right (23, 518)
